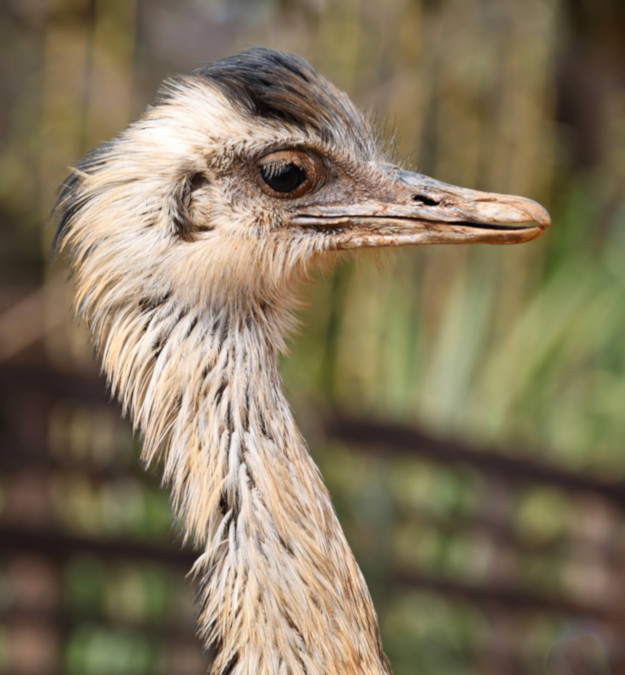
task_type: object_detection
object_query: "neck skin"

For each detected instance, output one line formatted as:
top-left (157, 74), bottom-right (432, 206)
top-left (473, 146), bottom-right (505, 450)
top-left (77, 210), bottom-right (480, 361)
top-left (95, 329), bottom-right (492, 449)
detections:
top-left (100, 294), bottom-right (390, 674)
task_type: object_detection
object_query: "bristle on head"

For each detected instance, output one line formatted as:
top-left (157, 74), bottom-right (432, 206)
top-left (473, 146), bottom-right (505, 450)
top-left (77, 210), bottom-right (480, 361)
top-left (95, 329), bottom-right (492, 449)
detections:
top-left (192, 49), bottom-right (371, 152)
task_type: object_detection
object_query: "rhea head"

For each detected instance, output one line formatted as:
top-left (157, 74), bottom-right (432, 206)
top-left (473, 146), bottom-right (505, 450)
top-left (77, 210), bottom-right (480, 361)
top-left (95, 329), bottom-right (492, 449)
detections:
top-left (53, 48), bottom-right (549, 338)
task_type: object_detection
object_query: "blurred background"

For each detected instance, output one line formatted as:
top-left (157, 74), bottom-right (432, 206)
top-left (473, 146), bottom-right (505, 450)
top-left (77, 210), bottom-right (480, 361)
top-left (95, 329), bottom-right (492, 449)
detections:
top-left (1, 0), bottom-right (625, 673)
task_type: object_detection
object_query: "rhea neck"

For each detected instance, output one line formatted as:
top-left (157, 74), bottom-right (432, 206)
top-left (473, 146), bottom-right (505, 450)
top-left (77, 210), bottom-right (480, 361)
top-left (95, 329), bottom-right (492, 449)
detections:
top-left (98, 289), bottom-right (390, 674)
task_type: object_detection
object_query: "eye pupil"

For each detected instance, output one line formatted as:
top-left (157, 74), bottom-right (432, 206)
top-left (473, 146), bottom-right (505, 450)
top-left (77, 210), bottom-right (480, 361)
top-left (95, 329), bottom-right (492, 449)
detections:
top-left (260, 162), bottom-right (306, 194)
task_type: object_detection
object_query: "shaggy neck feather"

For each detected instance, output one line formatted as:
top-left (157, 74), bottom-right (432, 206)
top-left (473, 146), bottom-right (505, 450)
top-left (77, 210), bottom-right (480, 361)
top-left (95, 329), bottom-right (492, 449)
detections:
top-left (95, 293), bottom-right (390, 674)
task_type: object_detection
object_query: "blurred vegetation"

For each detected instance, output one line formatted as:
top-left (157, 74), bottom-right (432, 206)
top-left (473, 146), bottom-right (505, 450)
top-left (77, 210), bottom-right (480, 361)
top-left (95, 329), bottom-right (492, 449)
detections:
top-left (1, 0), bottom-right (624, 673)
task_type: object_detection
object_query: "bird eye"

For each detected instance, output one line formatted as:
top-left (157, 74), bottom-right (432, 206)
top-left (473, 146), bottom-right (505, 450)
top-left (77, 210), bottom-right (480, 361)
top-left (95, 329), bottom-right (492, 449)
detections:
top-left (260, 162), bottom-right (306, 193)
top-left (257, 149), bottom-right (320, 199)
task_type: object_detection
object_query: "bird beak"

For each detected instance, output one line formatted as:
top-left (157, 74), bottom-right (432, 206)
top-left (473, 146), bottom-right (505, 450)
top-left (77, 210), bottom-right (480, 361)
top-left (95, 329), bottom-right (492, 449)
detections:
top-left (293, 169), bottom-right (550, 249)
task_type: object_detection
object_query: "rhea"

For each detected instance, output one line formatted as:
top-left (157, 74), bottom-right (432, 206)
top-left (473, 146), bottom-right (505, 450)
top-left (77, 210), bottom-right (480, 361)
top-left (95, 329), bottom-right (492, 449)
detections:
top-left (52, 49), bottom-right (549, 674)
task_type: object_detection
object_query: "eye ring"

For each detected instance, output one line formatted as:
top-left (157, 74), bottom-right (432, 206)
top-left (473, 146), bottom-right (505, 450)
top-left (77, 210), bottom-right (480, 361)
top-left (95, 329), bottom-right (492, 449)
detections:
top-left (256, 149), bottom-right (321, 199)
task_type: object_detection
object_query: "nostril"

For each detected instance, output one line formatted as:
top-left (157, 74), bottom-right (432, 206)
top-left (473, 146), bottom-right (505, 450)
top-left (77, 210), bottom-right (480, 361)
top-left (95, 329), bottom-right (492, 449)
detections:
top-left (412, 195), bottom-right (441, 207)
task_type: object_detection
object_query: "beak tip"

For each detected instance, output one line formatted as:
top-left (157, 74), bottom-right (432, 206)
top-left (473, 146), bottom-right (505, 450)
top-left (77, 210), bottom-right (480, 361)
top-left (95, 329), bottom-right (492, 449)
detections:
top-left (519, 198), bottom-right (551, 230)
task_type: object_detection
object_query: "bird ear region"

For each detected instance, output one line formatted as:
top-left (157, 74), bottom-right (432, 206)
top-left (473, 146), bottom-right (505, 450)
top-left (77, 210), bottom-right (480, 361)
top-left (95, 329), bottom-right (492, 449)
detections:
top-left (170, 170), bottom-right (214, 241)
